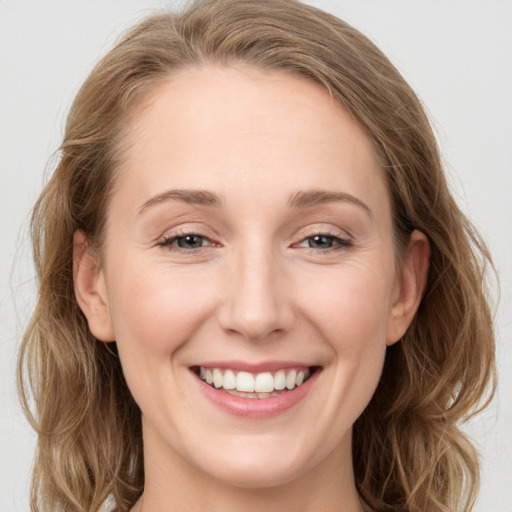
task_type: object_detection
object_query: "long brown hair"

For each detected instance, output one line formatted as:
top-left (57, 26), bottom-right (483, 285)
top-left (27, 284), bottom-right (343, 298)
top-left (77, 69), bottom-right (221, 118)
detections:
top-left (18, 1), bottom-right (496, 510)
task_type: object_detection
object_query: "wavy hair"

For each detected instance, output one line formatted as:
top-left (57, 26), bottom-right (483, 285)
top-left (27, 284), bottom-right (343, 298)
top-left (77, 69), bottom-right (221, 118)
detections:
top-left (18, 0), bottom-right (496, 510)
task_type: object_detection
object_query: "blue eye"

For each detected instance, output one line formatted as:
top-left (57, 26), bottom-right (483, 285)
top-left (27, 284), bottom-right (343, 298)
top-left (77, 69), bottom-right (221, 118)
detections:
top-left (159, 233), bottom-right (211, 250)
top-left (307, 235), bottom-right (337, 249)
top-left (298, 234), bottom-right (352, 251)
top-left (175, 234), bottom-right (206, 249)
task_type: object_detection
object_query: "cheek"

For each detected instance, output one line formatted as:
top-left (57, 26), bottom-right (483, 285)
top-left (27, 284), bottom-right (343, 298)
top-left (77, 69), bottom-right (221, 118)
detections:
top-left (103, 257), bottom-right (220, 416)
top-left (304, 259), bottom-right (394, 404)
top-left (280, 259), bottom-right (394, 448)
top-left (302, 259), bottom-right (395, 350)
top-left (105, 256), bottom-right (216, 355)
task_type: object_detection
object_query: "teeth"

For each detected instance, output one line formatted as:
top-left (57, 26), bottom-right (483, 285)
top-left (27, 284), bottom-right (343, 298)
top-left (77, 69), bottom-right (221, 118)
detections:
top-left (226, 390), bottom-right (281, 399)
top-left (236, 371), bottom-right (255, 392)
top-left (254, 372), bottom-right (274, 393)
top-left (197, 366), bottom-right (312, 395)
top-left (274, 370), bottom-right (286, 390)
top-left (286, 369), bottom-right (297, 390)
top-left (223, 369), bottom-right (236, 390)
top-left (213, 369), bottom-right (223, 389)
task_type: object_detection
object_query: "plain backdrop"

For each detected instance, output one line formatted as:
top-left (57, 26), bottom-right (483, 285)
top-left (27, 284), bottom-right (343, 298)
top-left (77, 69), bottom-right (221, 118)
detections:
top-left (1, 1), bottom-right (511, 511)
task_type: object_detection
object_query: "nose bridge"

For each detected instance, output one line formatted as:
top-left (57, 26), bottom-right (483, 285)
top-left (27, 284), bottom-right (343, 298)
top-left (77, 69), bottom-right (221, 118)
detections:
top-left (218, 238), bottom-right (292, 341)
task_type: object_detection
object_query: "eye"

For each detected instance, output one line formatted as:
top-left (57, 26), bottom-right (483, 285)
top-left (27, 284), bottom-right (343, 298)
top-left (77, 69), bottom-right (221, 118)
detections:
top-left (158, 233), bottom-right (213, 250)
top-left (296, 233), bottom-right (352, 251)
top-left (305, 235), bottom-right (337, 249)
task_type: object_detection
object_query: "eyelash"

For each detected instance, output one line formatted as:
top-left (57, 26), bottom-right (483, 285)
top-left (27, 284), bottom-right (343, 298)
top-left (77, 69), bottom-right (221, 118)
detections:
top-left (294, 232), bottom-right (353, 253)
top-left (157, 230), bottom-right (217, 253)
top-left (157, 230), bottom-right (353, 254)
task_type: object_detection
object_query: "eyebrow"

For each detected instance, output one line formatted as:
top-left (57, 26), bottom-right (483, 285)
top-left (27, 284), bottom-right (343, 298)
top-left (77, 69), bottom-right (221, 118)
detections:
top-left (137, 188), bottom-right (372, 217)
top-left (288, 190), bottom-right (373, 217)
top-left (138, 189), bottom-right (221, 215)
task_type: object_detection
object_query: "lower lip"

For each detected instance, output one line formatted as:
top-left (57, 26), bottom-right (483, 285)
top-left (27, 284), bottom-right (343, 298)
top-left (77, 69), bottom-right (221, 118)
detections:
top-left (195, 370), bottom-right (319, 419)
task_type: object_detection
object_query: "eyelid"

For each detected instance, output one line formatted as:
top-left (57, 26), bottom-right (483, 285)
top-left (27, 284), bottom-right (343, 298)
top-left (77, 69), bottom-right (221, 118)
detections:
top-left (154, 224), bottom-right (353, 253)
top-left (155, 222), bottom-right (218, 242)
top-left (292, 226), bottom-right (354, 252)
top-left (156, 227), bottom-right (220, 252)
top-left (297, 234), bottom-right (351, 247)
top-left (160, 233), bottom-right (212, 246)
top-left (296, 225), bottom-right (352, 241)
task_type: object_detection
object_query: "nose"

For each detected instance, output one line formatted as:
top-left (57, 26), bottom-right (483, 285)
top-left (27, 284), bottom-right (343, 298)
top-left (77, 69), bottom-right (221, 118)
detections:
top-left (217, 244), bottom-right (294, 342)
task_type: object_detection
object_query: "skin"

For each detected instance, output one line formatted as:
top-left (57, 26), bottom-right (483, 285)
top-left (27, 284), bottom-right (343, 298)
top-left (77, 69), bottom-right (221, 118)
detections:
top-left (74, 66), bottom-right (430, 512)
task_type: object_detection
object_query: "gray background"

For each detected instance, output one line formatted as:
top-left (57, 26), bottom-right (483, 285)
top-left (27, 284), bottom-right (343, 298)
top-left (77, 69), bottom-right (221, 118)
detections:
top-left (1, 1), bottom-right (511, 510)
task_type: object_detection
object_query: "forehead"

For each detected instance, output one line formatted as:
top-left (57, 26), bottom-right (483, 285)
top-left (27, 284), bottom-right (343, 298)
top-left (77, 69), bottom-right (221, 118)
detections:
top-left (113, 65), bottom-right (388, 218)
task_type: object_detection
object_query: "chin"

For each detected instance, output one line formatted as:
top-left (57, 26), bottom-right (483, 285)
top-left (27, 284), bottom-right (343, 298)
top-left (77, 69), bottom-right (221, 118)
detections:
top-left (199, 455), bottom-right (309, 489)
top-left (184, 430), bottom-right (333, 489)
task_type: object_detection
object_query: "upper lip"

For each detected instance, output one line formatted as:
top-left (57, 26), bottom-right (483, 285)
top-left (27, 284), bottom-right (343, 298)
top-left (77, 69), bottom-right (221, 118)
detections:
top-left (191, 360), bottom-right (318, 373)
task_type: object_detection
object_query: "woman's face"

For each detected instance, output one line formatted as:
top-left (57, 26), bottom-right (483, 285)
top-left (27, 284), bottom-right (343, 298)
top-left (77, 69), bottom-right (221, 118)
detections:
top-left (76, 66), bottom-right (427, 490)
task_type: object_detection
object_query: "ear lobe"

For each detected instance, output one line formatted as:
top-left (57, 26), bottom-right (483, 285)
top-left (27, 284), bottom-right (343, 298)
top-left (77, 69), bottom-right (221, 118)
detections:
top-left (386, 230), bottom-right (430, 346)
top-left (73, 230), bottom-right (115, 342)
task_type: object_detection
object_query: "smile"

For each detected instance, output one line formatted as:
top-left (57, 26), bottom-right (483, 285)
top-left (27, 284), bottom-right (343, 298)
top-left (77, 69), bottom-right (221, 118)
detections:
top-left (191, 363), bottom-right (321, 418)
top-left (197, 366), bottom-right (313, 398)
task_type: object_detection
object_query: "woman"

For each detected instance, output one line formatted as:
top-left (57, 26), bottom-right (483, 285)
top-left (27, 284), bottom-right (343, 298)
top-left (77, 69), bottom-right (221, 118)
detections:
top-left (18, 0), bottom-right (496, 511)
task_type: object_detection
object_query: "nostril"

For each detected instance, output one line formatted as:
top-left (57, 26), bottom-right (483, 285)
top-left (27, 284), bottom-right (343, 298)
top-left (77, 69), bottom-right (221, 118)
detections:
top-left (216, 271), bottom-right (295, 341)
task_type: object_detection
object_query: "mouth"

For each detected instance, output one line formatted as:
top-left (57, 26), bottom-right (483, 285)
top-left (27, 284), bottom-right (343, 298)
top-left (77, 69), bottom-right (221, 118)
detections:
top-left (191, 365), bottom-right (320, 400)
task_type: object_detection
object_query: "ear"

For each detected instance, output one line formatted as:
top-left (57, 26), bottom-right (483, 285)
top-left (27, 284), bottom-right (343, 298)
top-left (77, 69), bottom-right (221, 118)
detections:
top-left (386, 230), bottom-right (430, 346)
top-left (73, 230), bottom-right (115, 342)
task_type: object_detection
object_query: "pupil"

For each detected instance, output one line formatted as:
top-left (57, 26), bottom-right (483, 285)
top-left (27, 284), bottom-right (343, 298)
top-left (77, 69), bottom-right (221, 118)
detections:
top-left (309, 235), bottom-right (332, 248)
top-left (178, 235), bottom-right (202, 248)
